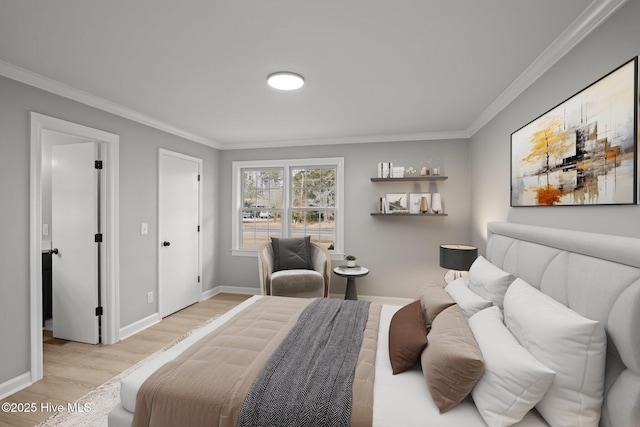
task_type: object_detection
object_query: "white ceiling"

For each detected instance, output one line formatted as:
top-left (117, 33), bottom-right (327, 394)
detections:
top-left (0, 0), bottom-right (627, 149)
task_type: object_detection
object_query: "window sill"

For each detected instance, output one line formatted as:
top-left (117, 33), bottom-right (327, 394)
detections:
top-left (231, 249), bottom-right (258, 257)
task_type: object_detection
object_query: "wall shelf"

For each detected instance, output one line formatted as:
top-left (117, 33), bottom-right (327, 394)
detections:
top-left (370, 176), bottom-right (447, 182)
top-left (371, 174), bottom-right (447, 216)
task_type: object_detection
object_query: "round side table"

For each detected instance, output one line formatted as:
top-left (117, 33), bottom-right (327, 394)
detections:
top-left (333, 265), bottom-right (369, 300)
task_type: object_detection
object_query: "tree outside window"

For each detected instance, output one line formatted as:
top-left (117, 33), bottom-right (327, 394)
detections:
top-left (290, 167), bottom-right (335, 248)
top-left (241, 169), bottom-right (283, 248)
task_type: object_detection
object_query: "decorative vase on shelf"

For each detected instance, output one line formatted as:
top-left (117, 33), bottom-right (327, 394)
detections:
top-left (431, 193), bottom-right (442, 214)
top-left (420, 196), bottom-right (429, 214)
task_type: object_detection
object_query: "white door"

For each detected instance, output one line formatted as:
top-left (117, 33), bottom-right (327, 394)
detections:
top-left (159, 150), bottom-right (200, 317)
top-left (51, 142), bottom-right (100, 344)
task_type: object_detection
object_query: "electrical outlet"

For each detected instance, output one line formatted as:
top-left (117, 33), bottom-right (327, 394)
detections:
top-left (147, 291), bottom-right (153, 304)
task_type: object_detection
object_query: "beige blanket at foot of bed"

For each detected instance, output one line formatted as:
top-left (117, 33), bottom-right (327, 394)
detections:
top-left (132, 296), bottom-right (381, 427)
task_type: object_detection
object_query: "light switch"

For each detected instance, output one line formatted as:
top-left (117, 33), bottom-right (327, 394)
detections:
top-left (141, 222), bottom-right (148, 235)
top-left (43, 224), bottom-right (49, 236)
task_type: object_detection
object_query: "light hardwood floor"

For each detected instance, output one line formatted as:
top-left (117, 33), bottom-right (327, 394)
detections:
top-left (0, 293), bottom-right (252, 427)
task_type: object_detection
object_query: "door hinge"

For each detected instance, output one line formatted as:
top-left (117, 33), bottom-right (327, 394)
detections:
top-left (95, 306), bottom-right (103, 316)
top-left (197, 225), bottom-right (200, 232)
top-left (197, 174), bottom-right (201, 181)
top-left (95, 233), bottom-right (103, 243)
top-left (198, 276), bottom-right (201, 283)
top-left (95, 160), bottom-right (103, 169)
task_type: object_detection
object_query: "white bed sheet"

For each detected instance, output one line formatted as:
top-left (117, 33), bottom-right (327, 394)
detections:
top-left (109, 298), bottom-right (548, 427)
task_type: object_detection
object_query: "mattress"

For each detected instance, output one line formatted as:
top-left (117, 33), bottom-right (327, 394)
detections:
top-left (109, 295), bottom-right (547, 427)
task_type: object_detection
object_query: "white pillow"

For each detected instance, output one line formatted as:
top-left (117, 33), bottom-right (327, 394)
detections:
top-left (445, 277), bottom-right (492, 317)
top-left (469, 306), bottom-right (555, 427)
top-left (504, 279), bottom-right (607, 427)
top-left (468, 256), bottom-right (514, 309)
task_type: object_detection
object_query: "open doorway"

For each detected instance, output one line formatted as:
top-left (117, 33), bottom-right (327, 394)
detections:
top-left (29, 113), bottom-right (120, 384)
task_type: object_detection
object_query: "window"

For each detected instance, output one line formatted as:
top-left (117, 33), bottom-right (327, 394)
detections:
top-left (240, 168), bottom-right (284, 247)
top-left (232, 158), bottom-right (344, 256)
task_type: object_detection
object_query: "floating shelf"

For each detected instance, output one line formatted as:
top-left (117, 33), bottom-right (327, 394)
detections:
top-left (370, 176), bottom-right (447, 182)
top-left (371, 175), bottom-right (448, 217)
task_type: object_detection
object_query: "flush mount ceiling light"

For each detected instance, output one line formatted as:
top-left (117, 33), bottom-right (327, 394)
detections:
top-left (267, 72), bottom-right (305, 90)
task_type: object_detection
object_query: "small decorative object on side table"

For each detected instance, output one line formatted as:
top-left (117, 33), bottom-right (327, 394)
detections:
top-left (344, 254), bottom-right (357, 267)
top-left (333, 265), bottom-right (369, 300)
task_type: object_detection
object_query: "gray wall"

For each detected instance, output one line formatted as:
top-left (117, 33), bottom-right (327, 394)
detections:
top-left (218, 139), bottom-right (472, 299)
top-left (470, 0), bottom-right (640, 253)
top-left (0, 75), bottom-right (219, 385)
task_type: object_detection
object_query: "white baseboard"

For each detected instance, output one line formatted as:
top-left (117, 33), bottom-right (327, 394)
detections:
top-left (200, 287), bottom-right (219, 300)
top-left (202, 286), bottom-right (262, 300)
top-left (0, 371), bottom-right (32, 400)
top-left (119, 313), bottom-right (161, 341)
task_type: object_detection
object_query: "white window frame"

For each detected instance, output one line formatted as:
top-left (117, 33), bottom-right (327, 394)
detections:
top-left (231, 157), bottom-right (344, 257)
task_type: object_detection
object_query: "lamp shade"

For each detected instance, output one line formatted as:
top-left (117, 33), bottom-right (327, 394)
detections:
top-left (439, 244), bottom-right (478, 271)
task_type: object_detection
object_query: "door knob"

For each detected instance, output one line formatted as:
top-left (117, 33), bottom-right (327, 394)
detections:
top-left (48, 248), bottom-right (59, 255)
top-left (162, 241), bottom-right (171, 247)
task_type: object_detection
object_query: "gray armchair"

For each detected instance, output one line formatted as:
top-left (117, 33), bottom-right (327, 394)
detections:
top-left (258, 240), bottom-right (331, 298)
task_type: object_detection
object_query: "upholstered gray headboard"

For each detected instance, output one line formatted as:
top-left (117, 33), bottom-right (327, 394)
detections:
top-left (486, 222), bottom-right (640, 427)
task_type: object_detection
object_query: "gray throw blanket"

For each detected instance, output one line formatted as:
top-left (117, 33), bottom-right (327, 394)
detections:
top-left (237, 298), bottom-right (371, 427)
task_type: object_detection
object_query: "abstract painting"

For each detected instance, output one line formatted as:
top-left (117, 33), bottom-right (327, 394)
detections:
top-left (511, 57), bottom-right (637, 206)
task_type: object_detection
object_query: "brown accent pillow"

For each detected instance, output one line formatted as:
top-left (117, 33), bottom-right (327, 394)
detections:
top-left (420, 304), bottom-right (484, 413)
top-left (388, 300), bottom-right (428, 374)
top-left (419, 282), bottom-right (456, 331)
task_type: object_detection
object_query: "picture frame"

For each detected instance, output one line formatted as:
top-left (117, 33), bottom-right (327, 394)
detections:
top-left (385, 193), bottom-right (407, 211)
top-left (511, 57), bottom-right (638, 207)
top-left (409, 193), bottom-right (430, 214)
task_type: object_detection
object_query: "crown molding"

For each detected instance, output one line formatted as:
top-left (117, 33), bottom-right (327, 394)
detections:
top-left (0, 60), bottom-right (222, 149)
top-left (466, 0), bottom-right (629, 136)
top-left (218, 129), bottom-right (471, 150)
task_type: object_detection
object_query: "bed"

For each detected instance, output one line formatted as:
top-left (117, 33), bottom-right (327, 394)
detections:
top-left (108, 222), bottom-right (640, 427)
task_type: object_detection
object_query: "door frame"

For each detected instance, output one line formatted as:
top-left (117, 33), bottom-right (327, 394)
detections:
top-left (29, 112), bottom-right (120, 383)
top-left (158, 148), bottom-right (202, 317)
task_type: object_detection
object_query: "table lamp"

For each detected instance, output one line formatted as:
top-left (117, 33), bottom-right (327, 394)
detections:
top-left (439, 244), bottom-right (478, 284)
